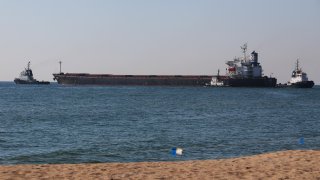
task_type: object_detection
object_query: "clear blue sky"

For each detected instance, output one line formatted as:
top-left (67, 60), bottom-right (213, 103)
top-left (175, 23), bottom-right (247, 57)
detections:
top-left (0, 0), bottom-right (319, 83)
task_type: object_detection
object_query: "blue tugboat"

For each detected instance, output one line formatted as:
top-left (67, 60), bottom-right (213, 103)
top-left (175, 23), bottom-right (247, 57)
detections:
top-left (14, 62), bottom-right (50, 85)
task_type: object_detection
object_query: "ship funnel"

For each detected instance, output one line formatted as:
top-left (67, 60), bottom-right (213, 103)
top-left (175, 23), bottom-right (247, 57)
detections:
top-left (251, 51), bottom-right (258, 66)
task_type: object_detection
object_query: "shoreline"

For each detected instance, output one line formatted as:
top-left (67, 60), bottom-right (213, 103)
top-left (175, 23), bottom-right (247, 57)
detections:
top-left (0, 150), bottom-right (319, 179)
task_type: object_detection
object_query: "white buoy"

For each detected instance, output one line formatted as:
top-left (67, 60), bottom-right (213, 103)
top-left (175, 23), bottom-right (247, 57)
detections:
top-left (176, 148), bottom-right (183, 155)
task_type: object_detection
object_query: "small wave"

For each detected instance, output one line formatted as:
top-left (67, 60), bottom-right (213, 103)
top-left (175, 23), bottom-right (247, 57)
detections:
top-left (4, 148), bottom-right (90, 164)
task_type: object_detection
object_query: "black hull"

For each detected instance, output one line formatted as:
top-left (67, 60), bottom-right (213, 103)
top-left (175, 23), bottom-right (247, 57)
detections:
top-left (53, 73), bottom-right (212, 86)
top-left (14, 79), bottom-right (50, 85)
top-left (290, 81), bottom-right (314, 88)
top-left (223, 77), bottom-right (277, 87)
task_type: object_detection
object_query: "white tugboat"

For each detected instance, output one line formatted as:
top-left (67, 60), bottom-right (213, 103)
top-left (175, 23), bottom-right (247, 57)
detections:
top-left (287, 59), bottom-right (314, 88)
top-left (206, 69), bottom-right (225, 87)
top-left (14, 61), bottom-right (50, 85)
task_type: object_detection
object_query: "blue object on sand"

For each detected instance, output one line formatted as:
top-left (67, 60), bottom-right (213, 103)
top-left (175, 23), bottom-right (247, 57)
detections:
top-left (299, 137), bottom-right (304, 145)
top-left (171, 147), bottom-right (183, 156)
top-left (171, 148), bottom-right (177, 156)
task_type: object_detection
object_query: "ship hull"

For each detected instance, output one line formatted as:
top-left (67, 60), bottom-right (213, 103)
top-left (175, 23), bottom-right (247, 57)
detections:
top-left (53, 73), bottom-right (212, 86)
top-left (290, 81), bottom-right (314, 88)
top-left (223, 77), bottom-right (277, 87)
top-left (14, 79), bottom-right (50, 85)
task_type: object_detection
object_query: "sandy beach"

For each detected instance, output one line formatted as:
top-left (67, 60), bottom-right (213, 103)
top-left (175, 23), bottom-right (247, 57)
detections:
top-left (0, 150), bottom-right (319, 179)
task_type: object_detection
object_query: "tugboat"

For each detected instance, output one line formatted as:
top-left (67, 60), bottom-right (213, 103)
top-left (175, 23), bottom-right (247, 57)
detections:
top-left (205, 69), bottom-right (226, 87)
top-left (221, 44), bottom-right (277, 87)
top-left (287, 59), bottom-right (314, 88)
top-left (14, 62), bottom-right (50, 85)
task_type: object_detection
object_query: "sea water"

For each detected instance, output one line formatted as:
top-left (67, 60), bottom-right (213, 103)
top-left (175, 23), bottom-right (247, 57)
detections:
top-left (0, 82), bottom-right (319, 164)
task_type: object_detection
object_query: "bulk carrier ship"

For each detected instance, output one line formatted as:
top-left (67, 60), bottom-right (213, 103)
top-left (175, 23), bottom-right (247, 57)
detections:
top-left (53, 44), bottom-right (276, 87)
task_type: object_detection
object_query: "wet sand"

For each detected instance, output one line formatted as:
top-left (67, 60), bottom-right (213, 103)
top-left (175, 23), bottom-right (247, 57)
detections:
top-left (0, 150), bottom-right (319, 179)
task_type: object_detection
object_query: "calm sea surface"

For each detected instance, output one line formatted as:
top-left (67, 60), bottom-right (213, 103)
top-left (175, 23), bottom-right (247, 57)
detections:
top-left (0, 82), bottom-right (319, 164)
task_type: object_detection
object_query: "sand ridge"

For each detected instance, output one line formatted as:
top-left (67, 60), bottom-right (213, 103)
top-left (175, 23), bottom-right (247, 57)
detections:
top-left (0, 150), bottom-right (319, 179)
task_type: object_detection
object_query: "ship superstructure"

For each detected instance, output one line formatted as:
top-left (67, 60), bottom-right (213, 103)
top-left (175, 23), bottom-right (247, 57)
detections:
top-left (287, 59), bottom-right (314, 88)
top-left (222, 44), bottom-right (277, 87)
top-left (226, 44), bottom-right (262, 78)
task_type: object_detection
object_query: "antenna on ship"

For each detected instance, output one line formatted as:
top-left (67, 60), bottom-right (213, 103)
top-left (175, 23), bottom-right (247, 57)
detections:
top-left (241, 43), bottom-right (247, 61)
top-left (296, 59), bottom-right (299, 71)
top-left (59, 61), bottom-right (62, 74)
top-left (27, 61), bottom-right (31, 70)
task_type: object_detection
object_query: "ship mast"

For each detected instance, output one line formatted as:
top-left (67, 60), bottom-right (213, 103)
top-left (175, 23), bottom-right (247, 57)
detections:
top-left (241, 43), bottom-right (247, 61)
top-left (296, 59), bottom-right (299, 71)
top-left (27, 61), bottom-right (31, 70)
top-left (59, 61), bottom-right (62, 74)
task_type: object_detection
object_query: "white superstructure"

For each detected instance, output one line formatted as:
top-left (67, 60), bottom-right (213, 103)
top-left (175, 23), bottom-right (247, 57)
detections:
top-left (226, 44), bottom-right (263, 78)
